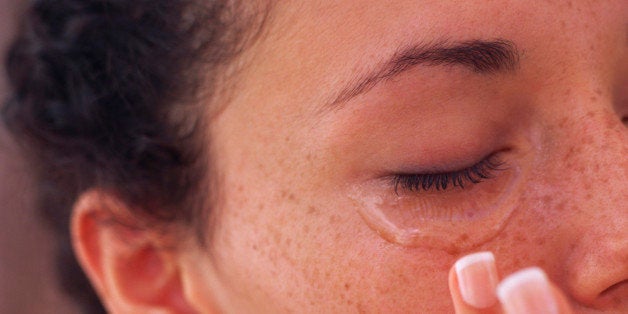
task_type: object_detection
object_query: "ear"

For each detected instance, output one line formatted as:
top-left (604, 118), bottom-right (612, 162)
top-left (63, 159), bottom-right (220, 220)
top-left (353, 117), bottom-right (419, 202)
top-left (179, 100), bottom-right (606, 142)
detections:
top-left (71, 190), bottom-right (197, 313)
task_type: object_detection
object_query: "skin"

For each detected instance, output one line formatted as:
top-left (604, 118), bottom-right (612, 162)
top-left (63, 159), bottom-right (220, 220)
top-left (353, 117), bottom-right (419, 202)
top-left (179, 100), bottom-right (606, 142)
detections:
top-left (73, 0), bottom-right (627, 313)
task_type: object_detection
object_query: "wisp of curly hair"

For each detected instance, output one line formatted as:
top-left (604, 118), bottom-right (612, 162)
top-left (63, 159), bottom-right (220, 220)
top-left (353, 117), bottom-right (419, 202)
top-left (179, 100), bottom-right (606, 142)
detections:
top-left (2, 0), bottom-right (261, 311)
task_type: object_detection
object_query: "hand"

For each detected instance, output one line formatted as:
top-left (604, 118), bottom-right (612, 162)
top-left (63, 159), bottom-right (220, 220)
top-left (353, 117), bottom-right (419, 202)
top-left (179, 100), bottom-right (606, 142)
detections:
top-left (449, 252), bottom-right (574, 314)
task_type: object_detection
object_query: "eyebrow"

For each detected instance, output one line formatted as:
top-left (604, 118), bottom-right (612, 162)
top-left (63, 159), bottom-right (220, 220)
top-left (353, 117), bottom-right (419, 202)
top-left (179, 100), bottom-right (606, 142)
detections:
top-left (327, 39), bottom-right (520, 108)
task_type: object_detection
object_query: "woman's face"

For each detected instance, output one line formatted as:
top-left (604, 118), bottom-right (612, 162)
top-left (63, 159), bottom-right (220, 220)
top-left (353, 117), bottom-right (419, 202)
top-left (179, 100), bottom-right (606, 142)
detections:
top-left (180, 0), bottom-right (627, 312)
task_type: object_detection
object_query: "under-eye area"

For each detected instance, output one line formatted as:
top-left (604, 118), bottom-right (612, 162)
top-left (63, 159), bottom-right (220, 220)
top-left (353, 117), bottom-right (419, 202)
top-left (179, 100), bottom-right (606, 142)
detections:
top-left (350, 151), bottom-right (521, 251)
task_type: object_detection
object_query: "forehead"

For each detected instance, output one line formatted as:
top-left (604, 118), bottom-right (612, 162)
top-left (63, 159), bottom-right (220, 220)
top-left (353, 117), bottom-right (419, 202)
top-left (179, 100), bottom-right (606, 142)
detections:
top-left (229, 1), bottom-right (623, 115)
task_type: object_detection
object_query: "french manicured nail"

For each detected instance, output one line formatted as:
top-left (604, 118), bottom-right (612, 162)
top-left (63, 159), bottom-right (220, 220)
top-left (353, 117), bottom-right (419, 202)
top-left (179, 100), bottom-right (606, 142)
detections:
top-left (497, 267), bottom-right (559, 314)
top-left (455, 251), bottom-right (499, 308)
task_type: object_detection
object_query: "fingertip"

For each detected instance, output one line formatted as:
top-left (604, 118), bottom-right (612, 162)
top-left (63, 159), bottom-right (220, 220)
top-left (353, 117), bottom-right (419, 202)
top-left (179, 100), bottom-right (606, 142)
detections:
top-left (454, 252), bottom-right (495, 275)
top-left (455, 252), bottom-right (499, 309)
top-left (449, 252), bottom-right (500, 313)
top-left (497, 267), bottom-right (560, 314)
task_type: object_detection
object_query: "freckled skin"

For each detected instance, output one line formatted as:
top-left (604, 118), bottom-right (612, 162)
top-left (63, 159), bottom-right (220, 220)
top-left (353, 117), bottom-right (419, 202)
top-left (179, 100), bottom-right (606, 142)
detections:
top-left (175, 0), bottom-right (627, 313)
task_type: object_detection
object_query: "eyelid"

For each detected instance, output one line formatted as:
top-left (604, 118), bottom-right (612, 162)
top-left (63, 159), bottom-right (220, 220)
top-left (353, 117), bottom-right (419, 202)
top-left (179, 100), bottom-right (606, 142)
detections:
top-left (351, 149), bottom-right (522, 251)
top-left (391, 153), bottom-right (506, 194)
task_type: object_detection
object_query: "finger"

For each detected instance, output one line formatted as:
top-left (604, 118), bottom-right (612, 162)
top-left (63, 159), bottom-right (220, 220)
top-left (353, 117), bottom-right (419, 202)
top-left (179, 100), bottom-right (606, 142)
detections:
top-left (496, 267), bottom-right (574, 314)
top-left (449, 252), bottom-right (501, 314)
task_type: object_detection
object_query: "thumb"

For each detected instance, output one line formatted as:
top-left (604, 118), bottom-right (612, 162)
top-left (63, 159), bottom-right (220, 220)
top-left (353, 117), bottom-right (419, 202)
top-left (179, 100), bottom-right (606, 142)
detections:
top-left (497, 267), bottom-right (574, 314)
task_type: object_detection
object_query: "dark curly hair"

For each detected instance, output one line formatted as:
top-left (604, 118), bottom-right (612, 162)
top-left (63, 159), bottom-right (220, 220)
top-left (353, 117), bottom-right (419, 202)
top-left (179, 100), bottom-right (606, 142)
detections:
top-left (2, 0), bottom-right (264, 312)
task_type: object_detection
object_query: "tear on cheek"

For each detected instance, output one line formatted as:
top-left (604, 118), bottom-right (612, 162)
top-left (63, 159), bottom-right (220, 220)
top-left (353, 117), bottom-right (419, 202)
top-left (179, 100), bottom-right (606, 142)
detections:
top-left (349, 167), bottom-right (522, 254)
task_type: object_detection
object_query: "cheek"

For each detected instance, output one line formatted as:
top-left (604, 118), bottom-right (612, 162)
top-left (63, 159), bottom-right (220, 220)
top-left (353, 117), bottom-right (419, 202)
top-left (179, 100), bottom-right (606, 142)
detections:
top-left (210, 160), bottom-right (463, 312)
top-left (487, 108), bottom-right (627, 273)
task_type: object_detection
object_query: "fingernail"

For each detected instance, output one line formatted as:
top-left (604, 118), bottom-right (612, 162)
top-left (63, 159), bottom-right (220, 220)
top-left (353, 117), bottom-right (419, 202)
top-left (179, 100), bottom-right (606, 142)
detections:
top-left (455, 251), bottom-right (499, 308)
top-left (497, 267), bottom-right (559, 314)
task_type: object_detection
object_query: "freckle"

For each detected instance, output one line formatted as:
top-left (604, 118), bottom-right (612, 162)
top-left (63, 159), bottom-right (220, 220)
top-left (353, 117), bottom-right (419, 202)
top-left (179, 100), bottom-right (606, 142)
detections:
top-left (444, 244), bottom-right (461, 256)
top-left (307, 205), bottom-right (319, 215)
top-left (563, 146), bottom-right (577, 162)
top-left (357, 302), bottom-right (366, 313)
top-left (595, 89), bottom-right (602, 96)
top-left (555, 201), bottom-right (566, 212)
top-left (514, 233), bottom-right (526, 243)
top-left (335, 232), bottom-right (343, 241)
top-left (587, 111), bottom-right (595, 118)
top-left (565, 88), bottom-right (571, 96)
top-left (509, 255), bottom-right (524, 267)
top-left (458, 233), bottom-right (469, 242)
top-left (536, 258), bottom-right (547, 268)
top-left (590, 96), bottom-right (597, 102)
top-left (535, 236), bottom-right (546, 246)
top-left (567, 206), bottom-right (578, 216)
top-left (586, 193), bottom-right (593, 200)
top-left (344, 282), bottom-right (351, 291)
top-left (558, 117), bottom-right (568, 127)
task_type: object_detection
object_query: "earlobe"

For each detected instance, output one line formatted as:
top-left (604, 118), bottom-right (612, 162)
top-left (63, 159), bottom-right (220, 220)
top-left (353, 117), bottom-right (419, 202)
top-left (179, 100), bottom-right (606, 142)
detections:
top-left (71, 191), bottom-right (197, 313)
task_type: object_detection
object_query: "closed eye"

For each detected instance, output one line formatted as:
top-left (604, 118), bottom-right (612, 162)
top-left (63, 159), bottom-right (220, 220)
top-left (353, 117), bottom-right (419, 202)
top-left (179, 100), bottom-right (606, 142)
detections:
top-left (391, 154), bottom-right (506, 195)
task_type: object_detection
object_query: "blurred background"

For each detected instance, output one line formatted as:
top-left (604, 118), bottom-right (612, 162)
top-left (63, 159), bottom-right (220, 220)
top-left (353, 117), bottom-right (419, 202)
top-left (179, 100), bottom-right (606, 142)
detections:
top-left (0, 0), bottom-right (79, 312)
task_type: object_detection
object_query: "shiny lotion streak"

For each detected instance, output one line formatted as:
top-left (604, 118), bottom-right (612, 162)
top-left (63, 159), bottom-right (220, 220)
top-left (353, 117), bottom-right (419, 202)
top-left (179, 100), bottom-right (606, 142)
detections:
top-left (349, 166), bottom-right (522, 252)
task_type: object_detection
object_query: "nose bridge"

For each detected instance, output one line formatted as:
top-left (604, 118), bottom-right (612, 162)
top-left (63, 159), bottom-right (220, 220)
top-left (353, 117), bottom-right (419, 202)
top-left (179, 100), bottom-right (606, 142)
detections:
top-left (552, 98), bottom-right (628, 306)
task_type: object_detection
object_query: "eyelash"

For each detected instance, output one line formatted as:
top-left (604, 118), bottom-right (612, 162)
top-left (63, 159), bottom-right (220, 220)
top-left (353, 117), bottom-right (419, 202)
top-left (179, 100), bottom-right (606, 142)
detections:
top-left (391, 154), bottom-right (505, 194)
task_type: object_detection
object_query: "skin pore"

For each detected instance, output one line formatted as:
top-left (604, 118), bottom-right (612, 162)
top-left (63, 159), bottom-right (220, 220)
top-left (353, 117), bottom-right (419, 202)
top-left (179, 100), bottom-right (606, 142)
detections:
top-left (73, 0), bottom-right (627, 313)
